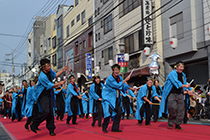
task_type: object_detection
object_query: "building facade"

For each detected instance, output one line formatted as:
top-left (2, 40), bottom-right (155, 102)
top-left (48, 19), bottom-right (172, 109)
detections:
top-left (113, 0), bottom-right (165, 86)
top-left (161, 0), bottom-right (207, 87)
top-left (63, 0), bottom-right (94, 89)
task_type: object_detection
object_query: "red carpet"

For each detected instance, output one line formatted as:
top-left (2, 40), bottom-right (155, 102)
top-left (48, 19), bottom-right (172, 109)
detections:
top-left (0, 116), bottom-right (210, 140)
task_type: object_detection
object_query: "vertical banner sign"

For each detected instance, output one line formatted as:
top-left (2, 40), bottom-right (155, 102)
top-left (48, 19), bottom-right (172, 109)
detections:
top-left (117, 54), bottom-right (128, 73)
top-left (143, 0), bottom-right (153, 45)
top-left (86, 53), bottom-right (92, 78)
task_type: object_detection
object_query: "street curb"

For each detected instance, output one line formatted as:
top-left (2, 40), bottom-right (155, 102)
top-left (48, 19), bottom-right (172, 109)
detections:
top-left (0, 121), bottom-right (17, 140)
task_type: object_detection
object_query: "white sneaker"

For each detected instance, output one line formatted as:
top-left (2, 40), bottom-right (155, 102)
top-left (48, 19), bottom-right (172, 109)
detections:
top-left (89, 114), bottom-right (92, 117)
top-left (4, 116), bottom-right (6, 119)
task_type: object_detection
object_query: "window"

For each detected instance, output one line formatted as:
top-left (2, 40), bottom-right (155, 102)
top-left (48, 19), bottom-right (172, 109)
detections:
top-left (77, 14), bottom-right (80, 22)
top-left (71, 19), bottom-right (75, 27)
top-left (95, 10), bottom-right (97, 17)
top-left (52, 36), bottom-right (56, 48)
top-left (58, 48), bottom-right (63, 68)
top-left (75, 0), bottom-right (79, 6)
top-left (95, 33), bottom-right (98, 42)
top-left (104, 14), bottom-right (112, 34)
top-left (82, 10), bottom-right (86, 24)
top-left (52, 54), bottom-right (57, 66)
top-left (88, 16), bottom-right (93, 26)
top-left (75, 42), bottom-right (78, 55)
top-left (170, 12), bottom-right (184, 39)
top-left (102, 50), bottom-right (104, 58)
top-left (124, 34), bottom-right (134, 54)
top-left (80, 42), bottom-right (82, 50)
top-left (103, 0), bottom-right (108, 4)
top-left (101, 20), bottom-right (103, 28)
top-left (98, 33), bottom-right (100, 40)
top-left (119, 0), bottom-right (141, 18)
top-left (88, 32), bottom-right (93, 47)
top-left (104, 47), bottom-right (113, 65)
top-left (83, 40), bottom-right (86, 48)
top-left (66, 25), bottom-right (69, 37)
top-left (48, 37), bottom-right (51, 47)
top-left (98, 7), bottom-right (100, 15)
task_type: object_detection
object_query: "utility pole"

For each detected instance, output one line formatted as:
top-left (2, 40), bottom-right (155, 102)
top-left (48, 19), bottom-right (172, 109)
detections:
top-left (6, 51), bottom-right (15, 87)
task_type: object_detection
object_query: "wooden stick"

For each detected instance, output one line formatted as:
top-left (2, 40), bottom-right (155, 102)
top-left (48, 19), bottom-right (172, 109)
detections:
top-left (152, 103), bottom-right (160, 105)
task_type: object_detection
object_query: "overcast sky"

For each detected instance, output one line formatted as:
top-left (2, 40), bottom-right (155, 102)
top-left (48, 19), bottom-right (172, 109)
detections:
top-left (0, 0), bottom-right (74, 75)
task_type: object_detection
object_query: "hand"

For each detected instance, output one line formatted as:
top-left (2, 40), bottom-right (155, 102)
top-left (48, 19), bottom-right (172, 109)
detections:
top-left (77, 96), bottom-right (82, 99)
top-left (62, 66), bottom-right (67, 72)
top-left (80, 94), bottom-right (83, 97)
top-left (98, 98), bottom-right (102, 101)
top-left (158, 99), bottom-right (161, 103)
top-left (185, 84), bottom-right (190, 88)
top-left (188, 90), bottom-right (193, 96)
top-left (159, 96), bottom-right (162, 99)
top-left (60, 81), bottom-right (65, 85)
top-left (127, 95), bottom-right (132, 98)
top-left (149, 101), bottom-right (153, 105)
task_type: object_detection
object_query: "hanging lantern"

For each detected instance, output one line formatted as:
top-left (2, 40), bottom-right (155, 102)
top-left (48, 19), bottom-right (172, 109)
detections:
top-left (144, 47), bottom-right (150, 56)
top-left (108, 60), bottom-right (113, 66)
top-left (77, 73), bottom-right (81, 78)
top-left (95, 66), bottom-right (100, 73)
top-left (170, 38), bottom-right (178, 49)
top-left (124, 53), bottom-right (129, 61)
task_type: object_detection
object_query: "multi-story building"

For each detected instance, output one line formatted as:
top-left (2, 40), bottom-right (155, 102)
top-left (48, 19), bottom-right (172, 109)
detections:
top-left (113, 0), bottom-right (165, 86)
top-left (26, 32), bottom-right (33, 80)
top-left (94, 0), bottom-right (116, 79)
top-left (161, 0), bottom-right (207, 87)
top-left (56, 5), bottom-right (69, 78)
top-left (63, 0), bottom-right (94, 89)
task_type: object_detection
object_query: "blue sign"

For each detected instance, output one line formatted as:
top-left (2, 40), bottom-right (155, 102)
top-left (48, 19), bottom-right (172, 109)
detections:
top-left (86, 53), bottom-right (92, 78)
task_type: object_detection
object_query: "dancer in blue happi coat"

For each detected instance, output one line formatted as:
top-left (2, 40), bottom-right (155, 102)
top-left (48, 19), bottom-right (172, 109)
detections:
top-left (81, 89), bottom-right (89, 118)
top-left (122, 89), bottom-right (136, 120)
top-left (136, 78), bottom-right (161, 125)
top-left (30, 58), bottom-right (67, 136)
top-left (89, 74), bottom-right (104, 127)
top-left (159, 61), bottom-right (193, 130)
top-left (19, 80), bottom-right (29, 116)
top-left (11, 86), bottom-right (23, 121)
top-left (66, 75), bottom-right (82, 125)
top-left (24, 78), bottom-right (40, 131)
top-left (152, 80), bottom-right (162, 122)
top-left (54, 85), bottom-right (66, 121)
top-left (102, 64), bottom-right (135, 133)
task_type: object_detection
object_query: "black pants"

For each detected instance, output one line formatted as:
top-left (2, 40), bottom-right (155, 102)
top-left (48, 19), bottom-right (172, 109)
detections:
top-left (183, 98), bottom-right (188, 123)
top-left (92, 101), bottom-right (103, 126)
top-left (122, 97), bottom-right (130, 119)
top-left (67, 96), bottom-right (78, 123)
top-left (56, 94), bottom-right (65, 120)
top-left (32, 93), bottom-right (55, 132)
top-left (16, 99), bottom-right (22, 121)
top-left (4, 107), bottom-right (8, 117)
top-left (152, 104), bottom-right (159, 121)
top-left (8, 107), bottom-right (11, 118)
top-left (103, 100), bottom-right (122, 131)
top-left (78, 99), bottom-right (83, 117)
top-left (26, 104), bottom-right (38, 126)
top-left (139, 103), bottom-right (151, 125)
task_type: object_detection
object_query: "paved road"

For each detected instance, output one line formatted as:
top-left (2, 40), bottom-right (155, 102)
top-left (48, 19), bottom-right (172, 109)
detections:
top-left (0, 122), bottom-right (12, 140)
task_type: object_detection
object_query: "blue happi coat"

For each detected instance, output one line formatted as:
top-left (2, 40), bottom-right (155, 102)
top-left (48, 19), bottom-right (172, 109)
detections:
top-left (122, 90), bottom-right (136, 115)
top-left (159, 70), bottom-right (192, 117)
top-left (89, 83), bottom-right (104, 113)
top-left (24, 86), bottom-right (36, 117)
top-left (81, 93), bottom-right (88, 114)
top-left (102, 74), bottom-right (130, 118)
top-left (20, 86), bottom-right (29, 116)
top-left (54, 88), bottom-right (66, 101)
top-left (135, 84), bottom-right (159, 120)
top-left (89, 93), bottom-right (94, 114)
top-left (65, 83), bottom-right (81, 116)
top-left (34, 69), bottom-right (57, 111)
top-left (11, 92), bottom-right (23, 118)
